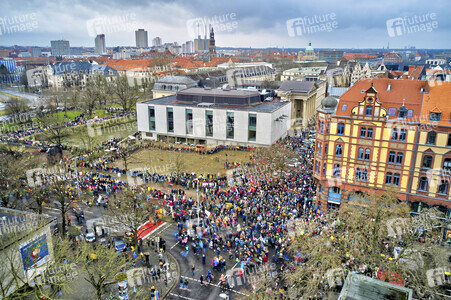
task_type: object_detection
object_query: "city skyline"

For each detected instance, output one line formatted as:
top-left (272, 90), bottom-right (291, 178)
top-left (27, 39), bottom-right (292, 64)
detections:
top-left (0, 0), bottom-right (449, 49)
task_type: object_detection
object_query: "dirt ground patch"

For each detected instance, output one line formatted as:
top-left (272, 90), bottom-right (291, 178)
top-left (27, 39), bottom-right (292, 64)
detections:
top-left (113, 148), bottom-right (253, 176)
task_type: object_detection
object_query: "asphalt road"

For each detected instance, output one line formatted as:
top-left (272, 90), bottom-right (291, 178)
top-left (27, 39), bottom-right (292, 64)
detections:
top-left (157, 223), bottom-right (280, 300)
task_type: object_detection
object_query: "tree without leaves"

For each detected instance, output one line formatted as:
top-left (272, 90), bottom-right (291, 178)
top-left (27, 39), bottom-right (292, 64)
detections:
top-left (79, 241), bottom-right (129, 300)
top-left (0, 222), bottom-right (77, 300)
top-left (109, 74), bottom-right (140, 112)
top-left (46, 181), bottom-right (76, 236)
top-left (5, 97), bottom-right (29, 121)
top-left (0, 146), bottom-right (29, 209)
top-left (106, 191), bottom-right (155, 248)
top-left (281, 190), bottom-right (448, 298)
top-left (172, 150), bottom-right (185, 175)
top-left (36, 109), bottom-right (71, 147)
top-left (83, 74), bottom-right (108, 118)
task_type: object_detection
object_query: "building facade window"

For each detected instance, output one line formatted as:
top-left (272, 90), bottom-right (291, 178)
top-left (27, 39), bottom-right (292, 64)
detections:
top-left (391, 128), bottom-right (398, 141)
top-left (355, 168), bottom-right (361, 181)
top-left (333, 164), bottom-right (340, 177)
top-left (364, 149), bottom-right (371, 160)
top-left (362, 169), bottom-right (368, 182)
top-left (399, 129), bottom-right (407, 142)
top-left (186, 109), bottom-right (193, 134)
top-left (365, 106), bottom-right (373, 116)
top-left (337, 123), bottom-right (345, 135)
top-left (367, 128), bottom-right (373, 139)
top-left (388, 151), bottom-right (396, 163)
top-left (360, 127), bottom-right (366, 138)
top-left (341, 104), bottom-right (347, 112)
top-left (206, 110), bottom-right (213, 136)
top-left (422, 155), bottom-right (432, 168)
top-left (398, 107), bottom-right (407, 118)
top-left (385, 172), bottom-right (393, 184)
top-left (426, 131), bottom-right (437, 145)
top-left (226, 112), bottom-right (234, 139)
top-left (248, 113), bottom-right (257, 141)
top-left (438, 180), bottom-right (449, 194)
top-left (393, 173), bottom-right (400, 186)
top-left (419, 177), bottom-right (428, 191)
top-left (166, 107), bottom-right (174, 133)
top-left (148, 106), bottom-right (155, 131)
top-left (335, 144), bottom-right (343, 156)
top-left (358, 148), bottom-right (364, 159)
top-left (430, 112), bottom-right (441, 122)
top-left (448, 134), bottom-right (451, 147)
top-left (396, 152), bottom-right (404, 164)
top-left (443, 158), bottom-right (451, 171)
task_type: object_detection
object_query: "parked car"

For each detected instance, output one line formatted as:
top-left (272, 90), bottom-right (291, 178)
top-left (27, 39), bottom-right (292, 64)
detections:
top-left (100, 237), bottom-right (111, 248)
top-left (114, 239), bottom-right (126, 251)
top-left (85, 232), bottom-right (96, 243)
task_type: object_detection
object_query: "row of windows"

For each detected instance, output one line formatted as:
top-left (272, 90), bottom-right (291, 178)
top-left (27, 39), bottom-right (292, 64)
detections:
top-left (385, 172), bottom-right (400, 186)
top-left (422, 156), bottom-right (451, 170)
top-left (360, 127), bottom-right (373, 138)
top-left (335, 123), bottom-right (451, 147)
top-left (148, 108), bottom-right (256, 141)
top-left (388, 151), bottom-right (404, 164)
top-left (418, 177), bottom-right (449, 194)
top-left (391, 128), bottom-right (407, 142)
top-left (316, 141), bottom-right (328, 156)
top-left (317, 120), bottom-right (329, 134)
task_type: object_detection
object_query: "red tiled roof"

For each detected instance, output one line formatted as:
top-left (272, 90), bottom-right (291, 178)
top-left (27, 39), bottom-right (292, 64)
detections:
top-left (343, 53), bottom-right (378, 60)
top-left (104, 59), bottom-right (154, 71)
top-left (421, 82), bottom-right (451, 125)
top-left (336, 78), bottom-right (428, 120)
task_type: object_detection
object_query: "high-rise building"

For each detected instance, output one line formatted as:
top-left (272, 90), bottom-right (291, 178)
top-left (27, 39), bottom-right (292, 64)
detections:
top-left (50, 40), bottom-right (70, 56)
top-left (31, 47), bottom-right (41, 57)
top-left (318, 50), bottom-right (344, 64)
top-left (135, 29), bottom-right (148, 48)
top-left (152, 37), bottom-right (162, 47)
top-left (182, 41), bottom-right (195, 54)
top-left (95, 34), bottom-right (106, 55)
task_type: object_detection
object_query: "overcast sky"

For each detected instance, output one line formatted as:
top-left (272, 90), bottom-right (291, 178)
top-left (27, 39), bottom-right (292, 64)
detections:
top-left (0, 0), bottom-right (450, 49)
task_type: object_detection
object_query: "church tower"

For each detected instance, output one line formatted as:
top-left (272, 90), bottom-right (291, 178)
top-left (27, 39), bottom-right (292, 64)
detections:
top-left (208, 26), bottom-right (217, 60)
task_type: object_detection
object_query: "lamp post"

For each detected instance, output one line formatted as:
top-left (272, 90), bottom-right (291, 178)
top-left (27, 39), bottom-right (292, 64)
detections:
top-left (197, 176), bottom-right (200, 226)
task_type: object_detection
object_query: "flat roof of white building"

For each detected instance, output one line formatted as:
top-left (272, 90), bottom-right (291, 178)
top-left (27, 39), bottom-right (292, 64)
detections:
top-left (141, 94), bottom-right (289, 113)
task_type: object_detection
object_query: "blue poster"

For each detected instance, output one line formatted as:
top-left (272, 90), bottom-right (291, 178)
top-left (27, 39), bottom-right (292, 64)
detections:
top-left (20, 234), bottom-right (49, 270)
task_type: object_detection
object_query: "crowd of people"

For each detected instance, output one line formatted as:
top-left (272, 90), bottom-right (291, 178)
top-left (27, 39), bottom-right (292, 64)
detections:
top-left (159, 129), bottom-right (320, 297)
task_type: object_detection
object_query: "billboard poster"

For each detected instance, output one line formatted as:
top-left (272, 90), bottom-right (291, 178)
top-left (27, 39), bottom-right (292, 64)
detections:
top-left (20, 234), bottom-right (50, 271)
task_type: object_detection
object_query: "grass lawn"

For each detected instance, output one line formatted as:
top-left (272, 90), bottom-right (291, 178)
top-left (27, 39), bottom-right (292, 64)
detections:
top-left (113, 148), bottom-right (253, 176)
top-left (51, 110), bottom-right (111, 121)
top-left (1, 110), bottom-right (114, 132)
top-left (30, 120), bottom-right (137, 148)
top-left (0, 91), bottom-right (27, 101)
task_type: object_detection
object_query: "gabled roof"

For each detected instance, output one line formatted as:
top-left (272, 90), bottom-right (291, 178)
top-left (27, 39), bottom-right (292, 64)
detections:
top-left (421, 81), bottom-right (451, 125)
top-left (336, 78), bottom-right (428, 119)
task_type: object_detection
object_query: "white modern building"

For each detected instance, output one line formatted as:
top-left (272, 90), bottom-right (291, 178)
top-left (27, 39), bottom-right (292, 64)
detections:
top-left (137, 88), bottom-right (291, 146)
